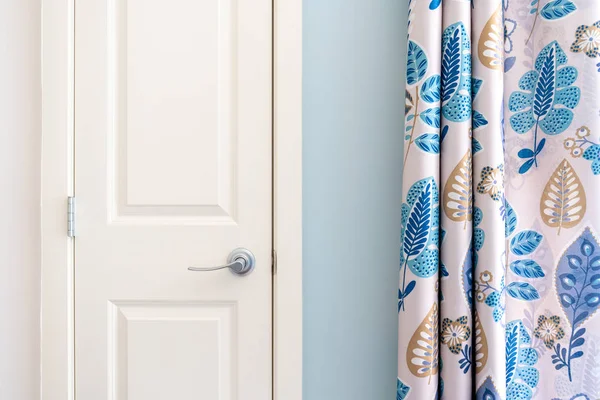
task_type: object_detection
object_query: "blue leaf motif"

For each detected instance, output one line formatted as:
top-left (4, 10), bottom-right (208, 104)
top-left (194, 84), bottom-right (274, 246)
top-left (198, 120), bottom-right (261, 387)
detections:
top-left (473, 138), bottom-right (483, 154)
top-left (509, 41), bottom-right (579, 136)
top-left (540, 0), bottom-right (577, 20)
top-left (519, 159), bottom-right (535, 174)
top-left (407, 40), bottom-right (428, 85)
top-left (476, 376), bottom-right (500, 400)
top-left (473, 111), bottom-right (489, 130)
top-left (533, 45), bottom-right (556, 120)
top-left (504, 200), bottom-right (518, 238)
top-left (404, 183), bottom-right (432, 258)
top-left (441, 125), bottom-right (449, 142)
top-left (506, 282), bottom-right (540, 301)
top-left (510, 230), bottom-right (543, 255)
top-left (420, 107), bottom-right (441, 128)
top-left (510, 260), bottom-right (545, 278)
top-left (505, 320), bottom-right (539, 399)
top-left (555, 228), bottom-right (600, 328)
top-left (429, 0), bottom-right (441, 10)
top-left (399, 176), bottom-right (439, 310)
top-left (397, 378), bottom-right (410, 400)
top-left (505, 56), bottom-right (516, 72)
top-left (508, 41), bottom-right (580, 173)
top-left (420, 74), bottom-right (441, 103)
top-left (462, 245), bottom-right (474, 309)
top-left (471, 78), bottom-right (488, 130)
top-left (441, 22), bottom-right (472, 123)
top-left (415, 134), bottom-right (440, 154)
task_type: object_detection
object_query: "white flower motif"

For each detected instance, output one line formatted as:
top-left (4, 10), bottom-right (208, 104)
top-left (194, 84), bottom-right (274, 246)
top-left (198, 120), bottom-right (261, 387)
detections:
top-left (564, 138), bottom-right (576, 149)
top-left (576, 126), bottom-right (591, 138)
top-left (575, 28), bottom-right (600, 54)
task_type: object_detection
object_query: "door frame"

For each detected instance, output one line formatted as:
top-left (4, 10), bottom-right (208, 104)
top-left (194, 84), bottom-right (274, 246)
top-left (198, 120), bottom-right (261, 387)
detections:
top-left (40, 1), bottom-right (302, 399)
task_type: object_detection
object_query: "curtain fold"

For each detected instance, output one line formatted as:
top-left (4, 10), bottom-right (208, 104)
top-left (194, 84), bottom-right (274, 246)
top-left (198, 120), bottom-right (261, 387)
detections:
top-left (399, 1), bottom-right (600, 399)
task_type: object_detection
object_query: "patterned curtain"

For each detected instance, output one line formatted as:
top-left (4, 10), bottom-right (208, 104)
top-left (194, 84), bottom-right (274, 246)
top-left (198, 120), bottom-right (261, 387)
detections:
top-left (398, 0), bottom-right (600, 399)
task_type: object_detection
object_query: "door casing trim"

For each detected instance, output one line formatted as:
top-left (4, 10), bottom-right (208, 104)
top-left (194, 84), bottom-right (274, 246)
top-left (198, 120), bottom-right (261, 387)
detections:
top-left (40, 1), bottom-right (302, 398)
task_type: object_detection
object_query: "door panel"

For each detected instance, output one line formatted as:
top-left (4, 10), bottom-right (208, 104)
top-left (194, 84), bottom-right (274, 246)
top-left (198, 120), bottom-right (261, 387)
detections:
top-left (74, 0), bottom-right (272, 398)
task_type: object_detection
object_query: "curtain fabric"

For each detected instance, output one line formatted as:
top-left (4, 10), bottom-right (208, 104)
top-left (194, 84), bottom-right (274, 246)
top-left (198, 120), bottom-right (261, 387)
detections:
top-left (399, 0), bottom-right (600, 399)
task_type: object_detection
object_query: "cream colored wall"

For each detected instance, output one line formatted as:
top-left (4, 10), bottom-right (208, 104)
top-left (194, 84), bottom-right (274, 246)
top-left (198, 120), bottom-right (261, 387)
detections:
top-left (0, 1), bottom-right (41, 399)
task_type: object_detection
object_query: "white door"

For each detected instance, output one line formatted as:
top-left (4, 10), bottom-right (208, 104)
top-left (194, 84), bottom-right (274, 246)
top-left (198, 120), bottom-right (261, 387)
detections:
top-left (74, 1), bottom-right (272, 399)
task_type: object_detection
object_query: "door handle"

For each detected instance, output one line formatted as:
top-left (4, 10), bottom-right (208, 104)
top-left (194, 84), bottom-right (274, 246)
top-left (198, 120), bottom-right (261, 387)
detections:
top-left (188, 248), bottom-right (255, 276)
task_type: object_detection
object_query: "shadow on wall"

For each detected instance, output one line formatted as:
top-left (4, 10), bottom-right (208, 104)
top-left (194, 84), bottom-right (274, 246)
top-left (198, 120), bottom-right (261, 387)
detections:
top-left (303, 0), bottom-right (407, 399)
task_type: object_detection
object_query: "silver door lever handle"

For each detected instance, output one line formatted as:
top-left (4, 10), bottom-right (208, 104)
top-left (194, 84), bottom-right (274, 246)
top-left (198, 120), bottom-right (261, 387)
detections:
top-left (188, 248), bottom-right (255, 276)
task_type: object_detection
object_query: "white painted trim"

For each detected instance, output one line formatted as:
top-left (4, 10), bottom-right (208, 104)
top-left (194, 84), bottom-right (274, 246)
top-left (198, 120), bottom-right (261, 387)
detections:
top-left (40, 0), bottom-right (302, 399)
top-left (273, 0), bottom-right (303, 399)
top-left (40, 0), bottom-right (75, 399)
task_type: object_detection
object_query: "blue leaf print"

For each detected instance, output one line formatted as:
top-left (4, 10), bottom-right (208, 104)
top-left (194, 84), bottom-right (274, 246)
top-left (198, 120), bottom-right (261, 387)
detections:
top-left (580, 139), bottom-right (600, 175)
top-left (554, 228), bottom-right (600, 381)
top-left (556, 228), bottom-right (600, 328)
top-left (510, 260), bottom-right (545, 278)
top-left (399, 177), bottom-right (439, 311)
top-left (420, 74), bottom-right (441, 103)
top-left (473, 138), bottom-right (483, 154)
top-left (508, 41), bottom-right (580, 173)
top-left (533, 46), bottom-right (556, 120)
top-left (505, 56), bottom-right (516, 72)
top-left (504, 199), bottom-right (518, 238)
top-left (407, 40), bottom-right (428, 85)
top-left (540, 0), bottom-right (577, 20)
top-left (441, 125), bottom-right (449, 142)
top-left (510, 230), bottom-right (543, 255)
top-left (476, 376), bottom-right (500, 400)
top-left (429, 0), bottom-right (441, 10)
top-left (415, 133), bottom-right (440, 154)
top-left (506, 282), bottom-right (540, 301)
top-left (441, 22), bottom-right (472, 123)
top-left (473, 111), bottom-right (489, 130)
top-left (420, 107), bottom-right (441, 128)
top-left (472, 77), bottom-right (483, 97)
top-left (403, 183), bottom-right (433, 258)
top-left (397, 378), bottom-right (410, 400)
top-left (505, 320), bottom-right (539, 400)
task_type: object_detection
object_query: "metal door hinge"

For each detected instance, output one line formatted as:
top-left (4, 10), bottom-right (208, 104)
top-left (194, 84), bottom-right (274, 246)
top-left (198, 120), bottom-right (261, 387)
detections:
top-left (67, 196), bottom-right (75, 238)
top-left (272, 249), bottom-right (277, 275)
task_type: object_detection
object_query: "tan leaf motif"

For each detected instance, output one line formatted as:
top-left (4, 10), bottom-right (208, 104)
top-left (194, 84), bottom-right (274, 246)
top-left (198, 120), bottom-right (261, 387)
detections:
top-left (407, 303), bottom-right (439, 383)
top-left (474, 310), bottom-right (488, 374)
top-left (477, 4), bottom-right (503, 70)
top-left (443, 150), bottom-right (472, 225)
top-left (540, 159), bottom-right (586, 235)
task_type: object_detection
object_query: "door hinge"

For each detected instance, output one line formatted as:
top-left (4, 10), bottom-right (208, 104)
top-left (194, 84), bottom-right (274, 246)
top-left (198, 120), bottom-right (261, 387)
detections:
top-left (67, 196), bottom-right (75, 238)
top-left (272, 249), bottom-right (277, 275)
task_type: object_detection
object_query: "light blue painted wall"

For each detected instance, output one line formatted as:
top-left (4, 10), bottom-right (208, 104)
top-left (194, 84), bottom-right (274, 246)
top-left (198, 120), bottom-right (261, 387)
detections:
top-left (303, 1), bottom-right (407, 399)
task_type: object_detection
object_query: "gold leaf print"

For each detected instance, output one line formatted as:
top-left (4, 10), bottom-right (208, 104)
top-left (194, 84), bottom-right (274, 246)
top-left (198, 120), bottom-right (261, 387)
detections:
top-left (443, 150), bottom-right (472, 226)
top-left (540, 159), bottom-right (586, 235)
top-left (477, 4), bottom-right (503, 70)
top-left (474, 310), bottom-right (488, 374)
top-left (407, 303), bottom-right (439, 382)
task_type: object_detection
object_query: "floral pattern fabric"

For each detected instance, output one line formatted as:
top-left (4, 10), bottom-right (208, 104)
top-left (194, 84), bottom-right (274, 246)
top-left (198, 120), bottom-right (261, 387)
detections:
top-left (399, 1), bottom-right (600, 399)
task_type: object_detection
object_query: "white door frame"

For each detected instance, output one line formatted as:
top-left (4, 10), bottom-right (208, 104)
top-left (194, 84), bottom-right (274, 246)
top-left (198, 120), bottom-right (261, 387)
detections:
top-left (40, 1), bottom-right (302, 399)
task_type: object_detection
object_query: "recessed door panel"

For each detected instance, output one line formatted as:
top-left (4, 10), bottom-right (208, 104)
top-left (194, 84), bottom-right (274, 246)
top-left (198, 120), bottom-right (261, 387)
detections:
top-left (75, 0), bottom-right (272, 398)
